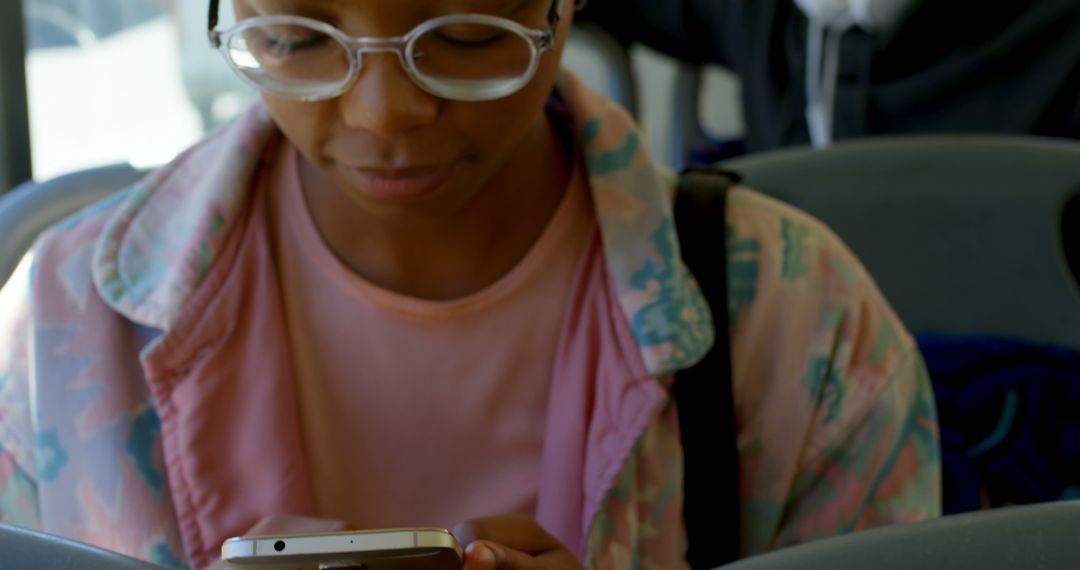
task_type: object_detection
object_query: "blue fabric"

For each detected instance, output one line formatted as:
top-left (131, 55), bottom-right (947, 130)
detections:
top-left (687, 138), bottom-right (748, 167)
top-left (918, 333), bottom-right (1080, 515)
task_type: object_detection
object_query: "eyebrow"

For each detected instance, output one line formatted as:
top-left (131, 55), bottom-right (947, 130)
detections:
top-left (268, 0), bottom-right (526, 6)
top-left (241, 0), bottom-right (347, 10)
top-left (229, 0), bottom-right (536, 24)
top-left (444, 0), bottom-right (533, 16)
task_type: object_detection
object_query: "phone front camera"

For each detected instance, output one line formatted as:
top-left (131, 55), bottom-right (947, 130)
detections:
top-left (274, 540), bottom-right (286, 552)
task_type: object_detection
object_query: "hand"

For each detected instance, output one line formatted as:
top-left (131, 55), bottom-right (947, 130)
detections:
top-left (454, 515), bottom-right (585, 570)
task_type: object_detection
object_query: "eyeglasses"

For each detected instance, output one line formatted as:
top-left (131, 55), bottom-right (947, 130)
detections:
top-left (206, 0), bottom-right (565, 102)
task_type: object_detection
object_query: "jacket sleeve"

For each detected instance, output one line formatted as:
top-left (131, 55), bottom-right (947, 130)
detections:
top-left (769, 344), bottom-right (941, 548)
top-left (725, 188), bottom-right (941, 554)
top-left (0, 253), bottom-right (43, 529)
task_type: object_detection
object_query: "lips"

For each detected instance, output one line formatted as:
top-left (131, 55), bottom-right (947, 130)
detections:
top-left (338, 163), bottom-right (456, 201)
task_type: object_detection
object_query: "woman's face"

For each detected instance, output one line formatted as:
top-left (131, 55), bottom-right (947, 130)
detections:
top-left (232, 0), bottom-right (572, 222)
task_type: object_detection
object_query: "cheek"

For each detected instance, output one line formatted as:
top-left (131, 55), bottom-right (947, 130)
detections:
top-left (263, 97), bottom-right (331, 163)
top-left (461, 96), bottom-right (545, 146)
top-left (448, 48), bottom-right (564, 162)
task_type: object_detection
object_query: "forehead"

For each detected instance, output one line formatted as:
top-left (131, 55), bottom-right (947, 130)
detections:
top-left (238, 0), bottom-right (534, 14)
top-left (229, 0), bottom-right (553, 35)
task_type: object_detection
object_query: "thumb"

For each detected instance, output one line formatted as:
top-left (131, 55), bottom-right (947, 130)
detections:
top-left (464, 540), bottom-right (539, 570)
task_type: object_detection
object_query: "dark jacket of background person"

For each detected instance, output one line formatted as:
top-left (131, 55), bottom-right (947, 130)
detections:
top-left (577, 0), bottom-right (1080, 152)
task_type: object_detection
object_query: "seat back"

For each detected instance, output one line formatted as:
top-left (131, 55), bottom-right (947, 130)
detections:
top-left (0, 163), bottom-right (143, 286)
top-left (719, 501), bottom-right (1080, 570)
top-left (720, 135), bottom-right (1080, 348)
top-left (565, 23), bottom-right (639, 118)
top-left (0, 523), bottom-right (165, 570)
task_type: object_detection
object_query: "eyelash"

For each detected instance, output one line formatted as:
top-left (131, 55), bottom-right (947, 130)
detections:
top-left (436, 30), bottom-right (508, 47)
top-left (262, 32), bottom-right (326, 54)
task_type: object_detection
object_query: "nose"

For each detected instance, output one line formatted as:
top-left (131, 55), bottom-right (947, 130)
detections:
top-left (338, 51), bottom-right (442, 137)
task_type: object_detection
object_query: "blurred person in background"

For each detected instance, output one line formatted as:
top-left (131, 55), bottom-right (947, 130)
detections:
top-left (578, 0), bottom-right (1080, 151)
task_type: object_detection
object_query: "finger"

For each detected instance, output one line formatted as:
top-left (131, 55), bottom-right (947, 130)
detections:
top-left (453, 515), bottom-right (562, 557)
top-left (463, 541), bottom-right (539, 570)
top-left (464, 540), bottom-right (584, 570)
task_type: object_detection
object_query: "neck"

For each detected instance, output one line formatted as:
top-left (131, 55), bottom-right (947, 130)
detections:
top-left (299, 115), bottom-right (572, 300)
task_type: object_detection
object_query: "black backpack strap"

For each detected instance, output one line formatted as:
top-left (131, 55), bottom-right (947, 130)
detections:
top-left (673, 165), bottom-right (741, 569)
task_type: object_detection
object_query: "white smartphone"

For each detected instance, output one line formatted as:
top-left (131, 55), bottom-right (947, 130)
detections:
top-left (221, 528), bottom-right (463, 570)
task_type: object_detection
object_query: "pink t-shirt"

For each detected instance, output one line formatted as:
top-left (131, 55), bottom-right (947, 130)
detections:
top-left (267, 142), bottom-right (595, 530)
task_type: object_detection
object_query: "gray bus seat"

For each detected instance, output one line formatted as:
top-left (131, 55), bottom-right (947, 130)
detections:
top-left (720, 134), bottom-right (1080, 348)
top-left (0, 523), bottom-right (165, 570)
top-left (719, 501), bottom-right (1080, 570)
top-left (0, 163), bottom-right (143, 286)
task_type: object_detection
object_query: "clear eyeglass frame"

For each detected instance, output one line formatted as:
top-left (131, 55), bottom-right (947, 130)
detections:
top-left (206, 2), bottom-right (564, 102)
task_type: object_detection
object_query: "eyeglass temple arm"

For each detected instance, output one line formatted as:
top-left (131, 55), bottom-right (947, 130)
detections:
top-left (547, 0), bottom-right (590, 37)
top-left (208, 0), bottom-right (222, 47)
top-left (209, 0), bottom-right (221, 31)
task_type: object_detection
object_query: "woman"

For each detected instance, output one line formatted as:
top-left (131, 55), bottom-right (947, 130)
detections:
top-left (0, 0), bottom-right (940, 568)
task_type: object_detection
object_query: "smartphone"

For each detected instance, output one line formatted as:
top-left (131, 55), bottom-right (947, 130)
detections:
top-left (221, 528), bottom-right (463, 570)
